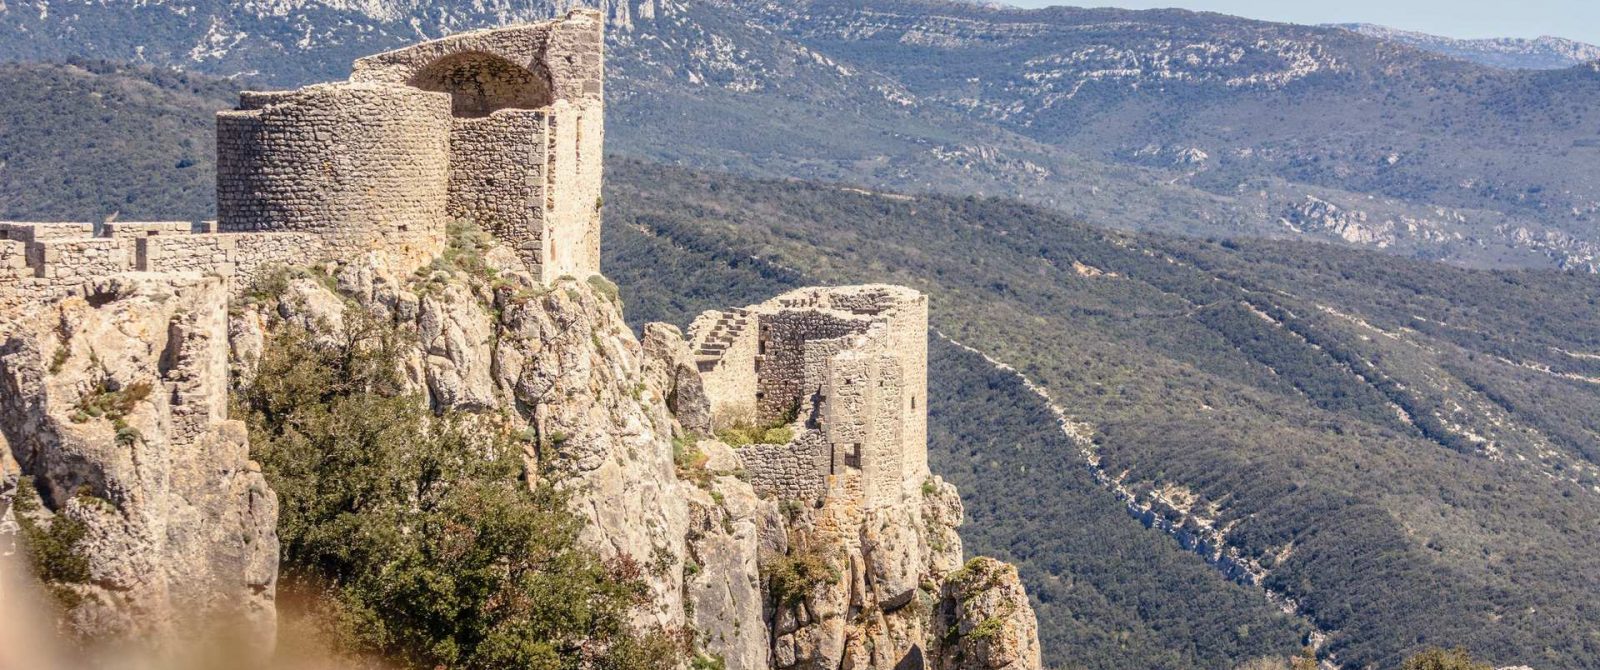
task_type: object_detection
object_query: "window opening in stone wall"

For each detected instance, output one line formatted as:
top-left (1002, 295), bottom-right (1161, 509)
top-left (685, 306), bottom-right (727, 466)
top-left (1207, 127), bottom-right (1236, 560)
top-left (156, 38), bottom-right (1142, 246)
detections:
top-left (409, 51), bottom-right (554, 118)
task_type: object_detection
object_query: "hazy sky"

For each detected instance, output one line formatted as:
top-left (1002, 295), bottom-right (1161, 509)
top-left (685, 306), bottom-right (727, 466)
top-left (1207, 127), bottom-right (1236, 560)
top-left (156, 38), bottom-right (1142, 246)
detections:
top-left (1002, 0), bottom-right (1600, 45)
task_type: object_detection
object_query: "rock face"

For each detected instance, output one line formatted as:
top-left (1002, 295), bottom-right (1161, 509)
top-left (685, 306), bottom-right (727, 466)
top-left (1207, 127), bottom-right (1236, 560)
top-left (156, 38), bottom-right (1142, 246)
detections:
top-left (0, 235), bottom-right (1041, 669)
top-left (936, 558), bottom-right (1043, 670)
top-left (0, 273), bottom-right (279, 650)
top-left (251, 251), bottom-right (695, 632)
top-left (753, 474), bottom-right (1038, 670)
top-left (251, 246), bottom-right (1041, 670)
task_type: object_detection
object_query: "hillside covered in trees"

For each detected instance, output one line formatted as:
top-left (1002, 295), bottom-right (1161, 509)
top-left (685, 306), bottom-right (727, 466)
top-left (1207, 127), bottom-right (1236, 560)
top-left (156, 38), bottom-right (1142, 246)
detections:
top-left (5, 59), bottom-right (1600, 670)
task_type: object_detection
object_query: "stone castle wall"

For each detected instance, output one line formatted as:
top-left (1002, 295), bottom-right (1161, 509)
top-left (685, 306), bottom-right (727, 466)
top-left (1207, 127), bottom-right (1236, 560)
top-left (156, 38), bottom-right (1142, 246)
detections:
top-left (0, 222), bottom-right (325, 312)
top-left (1, 9), bottom-right (609, 319)
top-left (756, 310), bottom-right (871, 424)
top-left (741, 429), bottom-right (830, 503)
top-left (691, 309), bottom-right (761, 430)
top-left (691, 285), bottom-right (930, 510)
top-left (348, 8), bottom-right (605, 283)
top-left (216, 83), bottom-right (453, 263)
top-left (3, 11), bottom-right (606, 318)
top-left (447, 110), bottom-right (549, 273)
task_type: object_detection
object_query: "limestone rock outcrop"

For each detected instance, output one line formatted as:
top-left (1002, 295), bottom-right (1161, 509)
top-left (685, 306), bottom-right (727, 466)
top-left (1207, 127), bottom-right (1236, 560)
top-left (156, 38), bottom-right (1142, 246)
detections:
top-left (642, 322), bottom-right (713, 435)
top-left (0, 273), bottom-right (279, 651)
top-left (248, 251), bottom-right (694, 632)
top-left (936, 558), bottom-right (1043, 670)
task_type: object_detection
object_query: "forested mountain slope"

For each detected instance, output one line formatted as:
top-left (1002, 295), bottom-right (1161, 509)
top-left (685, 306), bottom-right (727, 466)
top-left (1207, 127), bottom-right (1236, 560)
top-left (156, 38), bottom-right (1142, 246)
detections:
top-left (601, 159), bottom-right (1600, 670)
top-left (0, 61), bottom-right (230, 221)
top-left (1332, 23), bottom-right (1600, 70)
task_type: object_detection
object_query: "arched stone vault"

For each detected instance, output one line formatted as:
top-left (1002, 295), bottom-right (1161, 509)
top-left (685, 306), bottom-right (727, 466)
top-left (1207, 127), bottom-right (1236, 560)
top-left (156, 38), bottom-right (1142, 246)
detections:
top-left (409, 51), bottom-right (553, 118)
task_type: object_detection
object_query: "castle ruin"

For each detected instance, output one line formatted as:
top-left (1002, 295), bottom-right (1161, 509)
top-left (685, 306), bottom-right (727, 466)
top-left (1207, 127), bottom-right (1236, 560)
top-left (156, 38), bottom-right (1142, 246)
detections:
top-left (0, 7), bottom-right (930, 515)
top-left (0, 9), bottom-right (604, 314)
top-left (690, 286), bottom-right (930, 510)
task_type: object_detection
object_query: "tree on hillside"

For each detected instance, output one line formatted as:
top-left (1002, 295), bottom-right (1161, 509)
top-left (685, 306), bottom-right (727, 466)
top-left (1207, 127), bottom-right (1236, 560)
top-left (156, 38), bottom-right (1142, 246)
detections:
top-left (1402, 647), bottom-right (1492, 670)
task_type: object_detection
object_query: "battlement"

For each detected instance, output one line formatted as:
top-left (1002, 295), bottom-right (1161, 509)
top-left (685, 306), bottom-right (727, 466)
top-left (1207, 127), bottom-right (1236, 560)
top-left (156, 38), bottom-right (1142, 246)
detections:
top-left (690, 285), bottom-right (930, 509)
top-left (0, 221), bottom-right (320, 310)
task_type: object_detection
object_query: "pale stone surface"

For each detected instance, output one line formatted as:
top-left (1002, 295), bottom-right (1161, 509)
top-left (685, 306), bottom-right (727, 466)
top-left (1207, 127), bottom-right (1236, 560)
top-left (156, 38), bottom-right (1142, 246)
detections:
top-left (937, 558), bottom-right (1043, 670)
top-left (0, 274), bottom-right (278, 653)
top-left (418, 282), bottom-right (497, 409)
top-left (642, 322), bottom-right (712, 435)
top-left (685, 475), bottom-right (778, 670)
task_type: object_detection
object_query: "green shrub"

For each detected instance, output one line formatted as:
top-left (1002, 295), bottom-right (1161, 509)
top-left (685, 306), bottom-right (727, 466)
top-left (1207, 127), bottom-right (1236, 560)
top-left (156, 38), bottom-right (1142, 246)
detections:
top-left (763, 542), bottom-right (839, 606)
top-left (12, 478), bottom-right (91, 610)
top-left (587, 275), bottom-right (621, 305)
top-left (427, 219), bottom-right (500, 286)
top-left (71, 380), bottom-right (151, 424)
top-left (673, 436), bottom-right (712, 488)
top-left (690, 653), bottom-right (726, 670)
top-left (236, 305), bottom-right (687, 670)
top-left (1401, 648), bottom-right (1491, 670)
top-left (715, 421), bottom-right (794, 448)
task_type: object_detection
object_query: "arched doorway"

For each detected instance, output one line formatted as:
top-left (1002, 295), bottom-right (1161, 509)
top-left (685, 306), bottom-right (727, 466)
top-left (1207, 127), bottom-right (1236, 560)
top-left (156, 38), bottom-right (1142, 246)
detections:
top-left (409, 51), bottom-right (553, 118)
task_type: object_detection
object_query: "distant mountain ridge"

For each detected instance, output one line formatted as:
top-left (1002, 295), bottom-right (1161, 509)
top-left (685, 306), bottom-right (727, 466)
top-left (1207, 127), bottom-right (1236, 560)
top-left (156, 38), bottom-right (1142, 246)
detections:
top-left (3, 0), bottom-right (1600, 272)
top-left (1333, 22), bottom-right (1600, 70)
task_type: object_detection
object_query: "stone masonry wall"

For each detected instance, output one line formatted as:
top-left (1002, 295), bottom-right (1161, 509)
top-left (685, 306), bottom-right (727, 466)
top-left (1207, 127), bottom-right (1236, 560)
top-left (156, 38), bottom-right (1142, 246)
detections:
top-left (349, 10), bottom-right (605, 284)
top-left (740, 429), bottom-right (829, 503)
top-left (692, 309), bottom-right (761, 429)
top-left (140, 232), bottom-right (321, 288)
top-left (700, 285), bottom-right (931, 510)
top-left (542, 104), bottom-right (604, 282)
top-left (0, 222), bottom-right (328, 314)
top-left (216, 83), bottom-right (452, 261)
top-left (756, 310), bottom-right (871, 424)
top-left (448, 110), bottom-right (549, 275)
top-left (350, 10), bottom-right (604, 107)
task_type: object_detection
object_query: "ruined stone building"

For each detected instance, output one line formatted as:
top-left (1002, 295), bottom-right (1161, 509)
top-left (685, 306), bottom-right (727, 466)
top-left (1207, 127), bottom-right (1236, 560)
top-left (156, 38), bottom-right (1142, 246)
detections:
top-left (0, 13), bottom-right (1044, 669)
top-left (0, 2), bottom-right (938, 523)
top-left (690, 286), bottom-right (931, 510)
top-left (0, 9), bottom-right (605, 314)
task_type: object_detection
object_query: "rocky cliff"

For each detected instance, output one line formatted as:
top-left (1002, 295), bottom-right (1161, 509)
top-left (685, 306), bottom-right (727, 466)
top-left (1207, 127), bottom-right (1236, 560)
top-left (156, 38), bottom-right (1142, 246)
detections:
top-left (0, 273), bottom-right (279, 654)
top-left (0, 228), bottom-right (1041, 669)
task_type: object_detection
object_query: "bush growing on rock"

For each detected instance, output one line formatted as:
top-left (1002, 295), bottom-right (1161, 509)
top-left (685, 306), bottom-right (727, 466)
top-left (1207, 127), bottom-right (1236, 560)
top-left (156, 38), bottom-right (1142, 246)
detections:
top-left (235, 304), bottom-right (687, 670)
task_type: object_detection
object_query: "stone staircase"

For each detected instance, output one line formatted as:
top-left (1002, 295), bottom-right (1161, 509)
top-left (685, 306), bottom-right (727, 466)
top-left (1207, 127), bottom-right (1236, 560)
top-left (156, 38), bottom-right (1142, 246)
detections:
top-left (695, 307), bottom-right (752, 367)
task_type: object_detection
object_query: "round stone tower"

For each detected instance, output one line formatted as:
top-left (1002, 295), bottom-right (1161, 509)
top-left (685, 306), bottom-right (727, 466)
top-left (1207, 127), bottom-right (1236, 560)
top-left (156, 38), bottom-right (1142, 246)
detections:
top-left (215, 82), bottom-right (452, 264)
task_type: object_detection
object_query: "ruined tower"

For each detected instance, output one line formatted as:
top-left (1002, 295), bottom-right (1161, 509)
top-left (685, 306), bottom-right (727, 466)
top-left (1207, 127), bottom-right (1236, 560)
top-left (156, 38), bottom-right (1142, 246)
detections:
top-left (689, 285), bottom-right (931, 509)
top-left (217, 9), bottom-right (606, 283)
